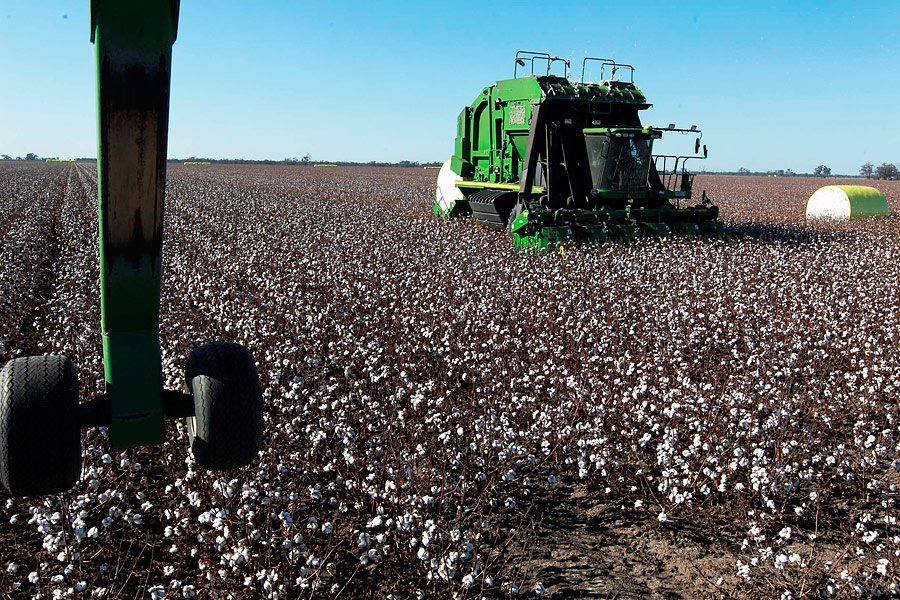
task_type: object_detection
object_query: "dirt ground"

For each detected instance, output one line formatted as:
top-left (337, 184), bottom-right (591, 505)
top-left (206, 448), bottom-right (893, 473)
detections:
top-left (502, 480), bottom-right (740, 599)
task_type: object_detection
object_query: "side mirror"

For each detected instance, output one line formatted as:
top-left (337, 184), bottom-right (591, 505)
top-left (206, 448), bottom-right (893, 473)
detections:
top-left (694, 139), bottom-right (700, 154)
top-left (703, 144), bottom-right (708, 159)
top-left (516, 58), bottom-right (526, 66)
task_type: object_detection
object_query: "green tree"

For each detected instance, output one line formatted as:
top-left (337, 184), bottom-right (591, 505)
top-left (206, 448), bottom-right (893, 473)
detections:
top-left (860, 163), bottom-right (874, 178)
top-left (813, 165), bottom-right (831, 177)
top-left (24, 152), bottom-right (38, 161)
top-left (0, 154), bottom-right (9, 160)
top-left (874, 163), bottom-right (899, 180)
top-left (737, 167), bottom-right (750, 175)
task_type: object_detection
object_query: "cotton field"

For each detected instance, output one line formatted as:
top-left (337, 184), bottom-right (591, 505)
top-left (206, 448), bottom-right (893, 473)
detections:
top-left (1, 161), bottom-right (900, 599)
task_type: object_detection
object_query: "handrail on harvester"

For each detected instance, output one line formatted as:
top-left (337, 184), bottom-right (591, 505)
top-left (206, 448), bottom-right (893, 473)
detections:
top-left (580, 57), bottom-right (613, 83)
top-left (514, 51), bottom-right (570, 79)
top-left (654, 155), bottom-right (688, 192)
top-left (580, 57), bottom-right (635, 84)
top-left (654, 154), bottom-right (707, 197)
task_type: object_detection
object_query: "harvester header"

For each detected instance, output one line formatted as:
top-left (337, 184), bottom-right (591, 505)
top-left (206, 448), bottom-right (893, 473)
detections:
top-left (435, 51), bottom-right (725, 248)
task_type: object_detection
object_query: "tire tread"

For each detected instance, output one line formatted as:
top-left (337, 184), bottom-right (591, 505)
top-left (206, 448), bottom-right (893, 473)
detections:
top-left (186, 342), bottom-right (263, 470)
top-left (0, 355), bottom-right (82, 497)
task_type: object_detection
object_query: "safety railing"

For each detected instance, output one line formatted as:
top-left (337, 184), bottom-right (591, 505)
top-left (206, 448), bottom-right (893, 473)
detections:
top-left (581, 57), bottom-right (634, 84)
top-left (514, 51), bottom-right (570, 79)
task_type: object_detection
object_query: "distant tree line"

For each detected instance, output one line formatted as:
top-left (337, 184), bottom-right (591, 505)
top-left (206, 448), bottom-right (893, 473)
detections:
top-left (0, 153), bottom-right (94, 162)
top-left (730, 167), bottom-right (822, 177)
top-left (860, 162), bottom-right (899, 180)
top-left (727, 163), bottom-right (900, 179)
top-left (169, 155), bottom-right (442, 168)
top-left (0, 153), bottom-right (442, 168)
top-left (1, 153), bottom-right (43, 161)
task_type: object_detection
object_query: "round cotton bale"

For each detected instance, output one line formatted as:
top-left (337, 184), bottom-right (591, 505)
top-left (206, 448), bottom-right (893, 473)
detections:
top-left (806, 185), bottom-right (888, 221)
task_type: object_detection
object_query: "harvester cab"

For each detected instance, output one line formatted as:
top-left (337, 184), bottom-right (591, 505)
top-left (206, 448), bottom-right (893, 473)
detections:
top-left (0, 0), bottom-right (264, 498)
top-left (435, 51), bottom-right (726, 249)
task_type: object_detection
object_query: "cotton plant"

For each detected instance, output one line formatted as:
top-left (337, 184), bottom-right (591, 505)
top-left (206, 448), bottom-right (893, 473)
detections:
top-left (2, 163), bottom-right (900, 597)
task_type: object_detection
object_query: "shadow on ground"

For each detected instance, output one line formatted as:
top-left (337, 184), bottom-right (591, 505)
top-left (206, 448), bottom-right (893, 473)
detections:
top-left (497, 480), bottom-right (742, 599)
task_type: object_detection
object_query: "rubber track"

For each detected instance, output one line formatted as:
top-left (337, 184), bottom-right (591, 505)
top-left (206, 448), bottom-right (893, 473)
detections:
top-left (468, 189), bottom-right (517, 227)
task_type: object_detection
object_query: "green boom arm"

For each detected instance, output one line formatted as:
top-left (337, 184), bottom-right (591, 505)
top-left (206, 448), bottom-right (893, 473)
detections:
top-left (91, 0), bottom-right (180, 447)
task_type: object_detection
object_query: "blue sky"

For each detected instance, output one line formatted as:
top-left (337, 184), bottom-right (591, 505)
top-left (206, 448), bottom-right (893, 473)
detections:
top-left (0, 1), bottom-right (897, 174)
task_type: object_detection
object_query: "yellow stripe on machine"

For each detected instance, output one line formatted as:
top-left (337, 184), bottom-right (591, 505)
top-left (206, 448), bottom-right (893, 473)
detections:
top-left (455, 181), bottom-right (545, 194)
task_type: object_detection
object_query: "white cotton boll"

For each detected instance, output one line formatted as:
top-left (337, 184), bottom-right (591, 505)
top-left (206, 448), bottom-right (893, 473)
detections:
top-left (774, 554), bottom-right (787, 570)
top-left (367, 516), bottom-right (384, 528)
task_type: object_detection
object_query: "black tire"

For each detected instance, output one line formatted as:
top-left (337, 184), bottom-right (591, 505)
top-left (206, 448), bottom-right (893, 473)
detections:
top-left (186, 342), bottom-right (263, 470)
top-left (0, 356), bottom-right (82, 497)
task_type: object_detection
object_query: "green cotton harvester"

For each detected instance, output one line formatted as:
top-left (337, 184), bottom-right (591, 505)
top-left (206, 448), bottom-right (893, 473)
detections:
top-left (434, 52), bottom-right (726, 249)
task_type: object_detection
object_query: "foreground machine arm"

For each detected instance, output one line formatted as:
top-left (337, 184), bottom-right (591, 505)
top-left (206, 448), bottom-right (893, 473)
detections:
top-left (0, 1), bottom-right (264, 498)
top-left (93, 0), bottom-right (177, 447)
